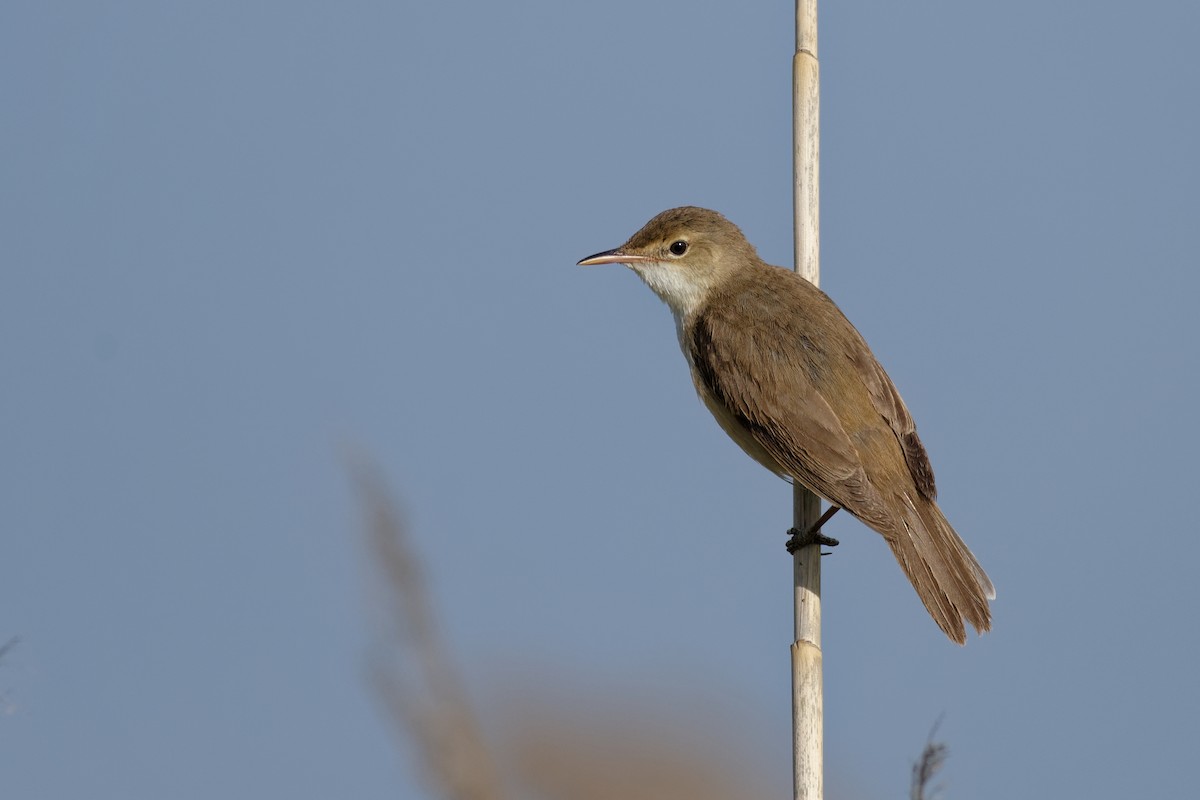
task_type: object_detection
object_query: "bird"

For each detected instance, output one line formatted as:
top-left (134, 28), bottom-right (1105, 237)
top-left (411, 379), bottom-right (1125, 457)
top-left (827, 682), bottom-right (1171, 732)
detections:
top-left (578, 206), bottom-right (994, 643)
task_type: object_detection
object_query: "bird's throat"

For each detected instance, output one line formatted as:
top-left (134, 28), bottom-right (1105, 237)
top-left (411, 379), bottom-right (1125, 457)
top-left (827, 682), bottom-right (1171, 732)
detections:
top-left (630, 262), bottom-right (709, 320)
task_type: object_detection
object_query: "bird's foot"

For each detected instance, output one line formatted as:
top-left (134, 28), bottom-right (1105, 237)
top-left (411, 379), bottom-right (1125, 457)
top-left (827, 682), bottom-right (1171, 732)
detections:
top-left (786, 527), bottom-right (840, 554)
top-left (786, 505), bottom-right (842, 554)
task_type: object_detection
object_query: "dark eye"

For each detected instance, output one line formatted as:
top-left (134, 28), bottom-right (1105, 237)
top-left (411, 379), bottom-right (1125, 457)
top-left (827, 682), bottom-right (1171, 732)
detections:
top-left (669, 240), bottom-right (688, 256)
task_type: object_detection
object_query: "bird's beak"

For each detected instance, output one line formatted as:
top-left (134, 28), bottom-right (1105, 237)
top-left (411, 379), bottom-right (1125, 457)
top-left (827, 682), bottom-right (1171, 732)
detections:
top-left (577, 248), bottom-right (654, 266)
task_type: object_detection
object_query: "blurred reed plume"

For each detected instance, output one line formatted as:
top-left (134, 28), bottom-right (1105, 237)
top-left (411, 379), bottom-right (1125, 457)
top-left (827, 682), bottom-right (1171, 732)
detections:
top-left (350, 455), bottom-right (941, 799)
top-left (910, 719), bottom-right (949, 800)
top-left (351, 457), bottom-right (506, 800)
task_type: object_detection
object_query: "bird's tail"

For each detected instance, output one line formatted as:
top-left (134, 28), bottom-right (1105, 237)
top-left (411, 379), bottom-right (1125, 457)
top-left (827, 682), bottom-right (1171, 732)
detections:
top-left (883, 495), bottom-right (995, 644)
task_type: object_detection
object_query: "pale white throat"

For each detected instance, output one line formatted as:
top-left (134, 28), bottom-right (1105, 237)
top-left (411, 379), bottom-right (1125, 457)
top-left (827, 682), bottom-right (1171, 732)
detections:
top-left (576, 250), bottom-right (715, 321)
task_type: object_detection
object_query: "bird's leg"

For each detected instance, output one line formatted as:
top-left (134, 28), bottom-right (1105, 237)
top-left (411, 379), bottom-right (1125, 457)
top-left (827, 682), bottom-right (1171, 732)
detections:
top-left (786, 505), bottom-right (841, 553)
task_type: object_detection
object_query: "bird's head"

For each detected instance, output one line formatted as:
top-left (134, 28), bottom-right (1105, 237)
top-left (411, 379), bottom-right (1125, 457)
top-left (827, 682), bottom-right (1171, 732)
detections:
top-left (578, 206), bottom-right (761, 317)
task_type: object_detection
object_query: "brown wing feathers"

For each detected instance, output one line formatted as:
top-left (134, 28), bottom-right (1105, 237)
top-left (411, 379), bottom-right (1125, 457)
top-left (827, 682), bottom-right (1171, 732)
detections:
top-left (689, 268), bottom-right (992, 642)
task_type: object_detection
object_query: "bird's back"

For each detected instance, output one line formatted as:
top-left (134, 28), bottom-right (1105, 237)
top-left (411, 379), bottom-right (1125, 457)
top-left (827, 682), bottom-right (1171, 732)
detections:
top-left (691, 263), bottom-right (921, 512)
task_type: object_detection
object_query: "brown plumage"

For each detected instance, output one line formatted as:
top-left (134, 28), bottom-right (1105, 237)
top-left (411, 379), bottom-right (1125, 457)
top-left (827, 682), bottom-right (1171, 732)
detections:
top-left (579, 206), bottom-right (994, 643)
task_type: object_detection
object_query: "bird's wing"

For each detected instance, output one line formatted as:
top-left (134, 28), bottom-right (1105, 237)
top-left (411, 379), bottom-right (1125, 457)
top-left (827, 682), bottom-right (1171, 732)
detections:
top-left (688, 296), bottom-right (887, 522)
top-left (849, 343), bottom-right (938, 499)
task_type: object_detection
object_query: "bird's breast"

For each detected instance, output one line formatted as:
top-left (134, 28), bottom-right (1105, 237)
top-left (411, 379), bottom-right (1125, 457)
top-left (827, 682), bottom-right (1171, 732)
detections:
top-left (673, 311), bottom-right (791, 479)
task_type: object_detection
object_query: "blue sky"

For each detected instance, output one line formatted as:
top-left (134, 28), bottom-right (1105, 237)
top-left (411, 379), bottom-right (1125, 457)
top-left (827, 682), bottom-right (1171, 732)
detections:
top-left (3, 2), bottom-right (1198, 798)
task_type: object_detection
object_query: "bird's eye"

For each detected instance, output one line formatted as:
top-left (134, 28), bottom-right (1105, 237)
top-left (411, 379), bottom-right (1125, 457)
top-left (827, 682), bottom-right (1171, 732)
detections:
top-left (669, 240), bottom-right (688, 256)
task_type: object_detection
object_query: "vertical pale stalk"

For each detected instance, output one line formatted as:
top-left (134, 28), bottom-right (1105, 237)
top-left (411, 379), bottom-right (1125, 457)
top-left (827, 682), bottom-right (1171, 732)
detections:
top-left (791, 2), bottom-right (823, 800)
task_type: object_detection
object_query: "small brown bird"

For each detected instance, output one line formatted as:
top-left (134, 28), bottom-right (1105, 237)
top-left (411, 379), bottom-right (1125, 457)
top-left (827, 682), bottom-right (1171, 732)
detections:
top-left (579, 206), bottom-right (994, 643)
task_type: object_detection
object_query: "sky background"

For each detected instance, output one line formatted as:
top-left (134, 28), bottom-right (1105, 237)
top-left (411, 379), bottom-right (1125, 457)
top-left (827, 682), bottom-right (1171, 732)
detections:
top-left (3, 1), bottom-right (1198, 798)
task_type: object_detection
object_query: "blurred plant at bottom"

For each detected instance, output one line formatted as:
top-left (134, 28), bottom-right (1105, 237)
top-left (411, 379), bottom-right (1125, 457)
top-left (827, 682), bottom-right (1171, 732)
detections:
top-left (349, 456), bottom-right (939, 800)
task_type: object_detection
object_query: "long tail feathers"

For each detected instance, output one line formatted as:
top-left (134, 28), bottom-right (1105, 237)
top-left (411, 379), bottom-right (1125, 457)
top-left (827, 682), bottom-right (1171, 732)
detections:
top-left (883, 496), bottom-right (994, 644)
